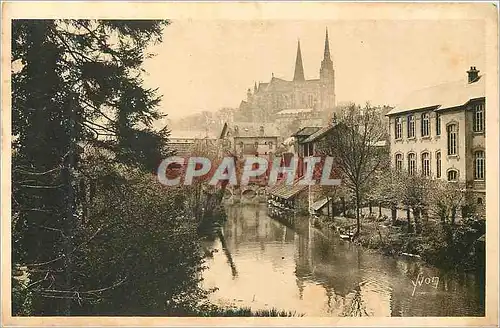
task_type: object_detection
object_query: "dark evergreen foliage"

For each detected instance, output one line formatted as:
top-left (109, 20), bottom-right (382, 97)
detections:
top-left (11, 19), bottom-right (181, 315)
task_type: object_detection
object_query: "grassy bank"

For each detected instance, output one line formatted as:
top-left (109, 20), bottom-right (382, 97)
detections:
top-left (199, 306), bottom-right (304, 317)
top-left (316, 214), bottom-right (485, 271)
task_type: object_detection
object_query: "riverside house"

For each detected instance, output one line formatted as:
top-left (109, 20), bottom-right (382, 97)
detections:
top-left (386, 67), bottom-right (486, 213)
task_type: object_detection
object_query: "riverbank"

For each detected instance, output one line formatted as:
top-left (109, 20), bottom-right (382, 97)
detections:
top-left (202, 204), bottom-right (484, 316)
top-left (314, 213), bottom-right (485, 271)
top-left (198, 305), bottom-right (303, 317)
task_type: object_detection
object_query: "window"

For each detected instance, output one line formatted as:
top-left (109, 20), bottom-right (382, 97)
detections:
top-left (407, 115), bottom-right (415, 138)
top-left (477, 197), bottom-right (483, 205)
top-left (422, 152), bottom-right (430, 177)
top-left (436, 152), bottom-right (442, 178)
top-left (447, 169), bottom-right (458, 182)
top-left (436, 113), bottom-right (441, 136)
top-left (395, 117), bottom-right (402, 139)
top-left (395, 153), bottom-right (403, 171)
top-left (269, 141), bottom-right (273, 149)
top-left (308, 94), bottom-right (314, 108)
top-left (408, 153), bottom-right (416, 175)
top-left (421, 113), bottom-right (430, 137)
top-left (473, 103), bottom-right (484, 132)
top-left (447, 124), bottom-right (458, 155)
top-left (474, 150), bottom-right (485, 180)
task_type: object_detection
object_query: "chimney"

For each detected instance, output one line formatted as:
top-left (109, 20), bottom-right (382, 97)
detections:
top-left (467, 66), bottom-right (480, 84)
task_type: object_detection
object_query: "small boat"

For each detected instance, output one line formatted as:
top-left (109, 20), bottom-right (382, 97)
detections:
top-left (339, 230), bottom-right (356, 241)
top-left (401, 252), bottom-right (421, 259)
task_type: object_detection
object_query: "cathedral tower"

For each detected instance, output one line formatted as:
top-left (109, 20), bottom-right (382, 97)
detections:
top-left (293, 40), bottom-right (305, 82)
top-left (319, 28), bottom-right (335, 110)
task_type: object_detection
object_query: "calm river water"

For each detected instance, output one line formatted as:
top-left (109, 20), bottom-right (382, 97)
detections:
top-left (202, 204), bottom-right (485, 317)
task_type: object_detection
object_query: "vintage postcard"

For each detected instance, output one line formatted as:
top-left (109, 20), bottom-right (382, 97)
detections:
top-left (1, 1), bottom-right (498, 327)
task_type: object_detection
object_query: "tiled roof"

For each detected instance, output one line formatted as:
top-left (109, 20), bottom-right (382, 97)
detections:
top-left (301, 124), bottom-right (336, 143)
top-left (269, 178), bottom-right (308, 200)
top-left (311, 197), bottom-right (330, 211)
top-left (230, 122), bottom-right (280, 137)
top-left (292, 126), bottom-right (321, 137)
top-left (387, 75), bottom-right (485, 116)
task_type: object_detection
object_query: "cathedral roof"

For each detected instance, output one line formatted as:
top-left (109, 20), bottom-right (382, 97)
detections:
top-left (238, 100), bottom-right (248, 110)
top-left (258, 82), bottom-right (269, 91)
top-left (257, 77), bottom-right (322, 94)
top-left (265, 77), bottom-right (293, 92)
top-left (271, 77), bottom-right (288, 83)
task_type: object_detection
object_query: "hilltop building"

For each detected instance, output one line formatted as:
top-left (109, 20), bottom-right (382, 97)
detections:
top-left (236, 29), bottom-right (337, 136)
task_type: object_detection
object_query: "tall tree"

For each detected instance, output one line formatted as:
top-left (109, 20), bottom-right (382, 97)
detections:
top-left (12, 19), bottom-right (170, 315)
top-left (397, 172), bottom-right (433, 234)
top-left (318, 103), bottom-right (387, 235)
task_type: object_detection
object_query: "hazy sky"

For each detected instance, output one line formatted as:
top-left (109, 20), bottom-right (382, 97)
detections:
top-left (142, 19), bottom-right (485, 120)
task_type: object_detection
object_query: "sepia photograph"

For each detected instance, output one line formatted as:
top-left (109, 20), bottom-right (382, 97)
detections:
top-left (1, 2), bottom-right (498, 327)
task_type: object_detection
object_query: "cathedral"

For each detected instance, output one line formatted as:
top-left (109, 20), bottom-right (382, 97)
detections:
top-left (236, 28), bottom-right (336, 131)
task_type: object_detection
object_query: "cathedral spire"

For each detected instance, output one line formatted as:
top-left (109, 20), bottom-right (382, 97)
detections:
top-left (320, 27), bottom-right (333, 74)
top-left (293, 39), bottom-right (305, 81)
top-left (324, 27), bottom-right (331, 60)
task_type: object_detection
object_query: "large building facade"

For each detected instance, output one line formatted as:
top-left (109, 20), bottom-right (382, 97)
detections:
top-left (387, 67), bottom-right (486, 209)
top-left (236, 29), bottom-right (336, 134)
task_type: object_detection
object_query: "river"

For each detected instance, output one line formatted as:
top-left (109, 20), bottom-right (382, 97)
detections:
top-left (202, 204), bottom-right (485, 317)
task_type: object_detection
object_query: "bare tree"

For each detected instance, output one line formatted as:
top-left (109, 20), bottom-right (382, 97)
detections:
top-left (397, 172), bottom-right (433, 233)
top-left (370, 167), bottom-right (401, 224)
top-left (318, 103), bottom-right (387, 235)
top-left (427, 180), bottom-right (471, 226)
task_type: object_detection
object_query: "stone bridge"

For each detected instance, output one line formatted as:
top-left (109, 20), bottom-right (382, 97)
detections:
top-left (224, 184), bottom-right (267, 202)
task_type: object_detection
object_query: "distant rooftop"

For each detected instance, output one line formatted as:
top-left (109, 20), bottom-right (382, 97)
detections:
top-left (229, 122), bottom-right (280, 137)
top-left (276, 108), bottom-right (314, 115)
top-left (292, 126), bottom-right (321, 137)
top-left (387, 74), bottom-right (485, 116)
top-left (301, 124), bottom-right (336, 143)
top-left (170, 130), bottom-right (217, 139)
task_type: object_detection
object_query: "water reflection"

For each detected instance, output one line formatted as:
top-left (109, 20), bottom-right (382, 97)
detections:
top-left (202, 204), bottom-right (484, 317)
